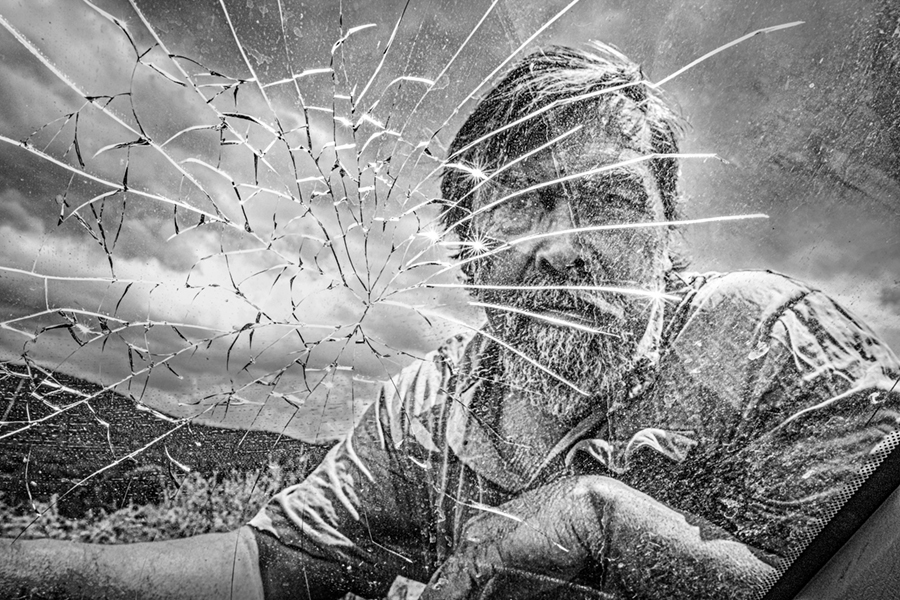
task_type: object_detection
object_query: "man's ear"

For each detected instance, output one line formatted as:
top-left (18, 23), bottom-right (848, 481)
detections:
top-left (664, 229), bottom-right (691, 273)
top-left (661, 250), bottom-right (673, 275)
top-left (461, 261), bottom-right (480, 292)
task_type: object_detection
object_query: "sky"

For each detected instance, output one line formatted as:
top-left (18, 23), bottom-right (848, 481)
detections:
top-left (0, 0), bottom-right (898, 442)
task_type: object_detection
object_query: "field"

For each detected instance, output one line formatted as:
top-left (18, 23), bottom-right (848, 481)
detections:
top-left (0, 366), bottom-right (423, 599)
top-left (0, 467), bottom-right (294, 543)
top-left (0, 363), bottom-right (326, 531)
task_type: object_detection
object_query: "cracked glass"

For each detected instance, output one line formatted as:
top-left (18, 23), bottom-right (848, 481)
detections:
top-left (0, 1), bottom-right (898, 598)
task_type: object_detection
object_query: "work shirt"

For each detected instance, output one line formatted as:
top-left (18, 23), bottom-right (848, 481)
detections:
top-left (249, 270), bottom-right (900, 597)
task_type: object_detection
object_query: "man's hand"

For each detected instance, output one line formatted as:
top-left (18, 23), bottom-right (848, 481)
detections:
top-left (421, 476), bottom-right (774, 600)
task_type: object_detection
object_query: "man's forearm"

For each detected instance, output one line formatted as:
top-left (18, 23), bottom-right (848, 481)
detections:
top-left (423, 476), bottom-right (775, 600)
top-left (0, 526), bottom-right (264, 600)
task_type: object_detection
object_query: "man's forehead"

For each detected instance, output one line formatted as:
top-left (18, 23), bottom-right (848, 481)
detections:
top-left (510, 137), bottom-right (654, 185)
top-left (549, 99), bottom-right (651, 147)
top-left (499, 162), bottom-right (649, 189)
top-left (479, 125), bottom-right (663, 212)
top-left (516, 115), bottom-right (650, 168)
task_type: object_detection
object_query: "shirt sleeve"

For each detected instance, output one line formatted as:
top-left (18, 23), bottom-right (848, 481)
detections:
top-left (622, 271), bottom-right (900, 560)
top-left (247, 342), bottom-right (463, 590)
top-left (722, 274), bottom-right (900, 558)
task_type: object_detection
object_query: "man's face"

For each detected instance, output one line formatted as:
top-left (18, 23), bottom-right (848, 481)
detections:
top-left (471, 117), bottom-right (668, 336)
top-left (468, 115), bottom-right (669, 421)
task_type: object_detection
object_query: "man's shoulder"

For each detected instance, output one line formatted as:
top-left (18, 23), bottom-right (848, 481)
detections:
top-left (435, 331), bottom-right (476, 367)
top-left (673, 269), bottom-right (815, 314)
top-left (667, 269), bottom-right (839, 341)
top-left (394, 330), bottom-right (475, 383)
top-left (376, 330), bottom-right (476, 424)
top-left (660, 269), bottom-right (899, 409)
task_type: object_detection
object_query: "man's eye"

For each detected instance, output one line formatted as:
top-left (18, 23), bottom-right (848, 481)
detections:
top-left (599, 189), bottom-right (636, 206)
top-left (494, 195), bottom-right (537, 233)
top-left (498, 194), bottom-right (538, 214)
top-left (509, 195), bottom-right (532, 210)
top-left (578, 194), bottom-right (647, 224)
top-left (538, 188), bottom-right (556, 212)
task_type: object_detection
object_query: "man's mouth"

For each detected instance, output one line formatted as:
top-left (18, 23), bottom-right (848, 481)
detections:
top-left (571, 290), bottom-right (626, 319)
top-left (533, 291), bottom-right (625, 329)
top-left (539, 308), bottom-right (601, 330)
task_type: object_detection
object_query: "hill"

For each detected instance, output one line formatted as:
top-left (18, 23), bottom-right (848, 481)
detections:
top-left (0, 364), bottom-right (328, 517)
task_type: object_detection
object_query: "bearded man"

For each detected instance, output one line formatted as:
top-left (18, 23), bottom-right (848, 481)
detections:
top-left (2, 44), bottom-right (899, 600)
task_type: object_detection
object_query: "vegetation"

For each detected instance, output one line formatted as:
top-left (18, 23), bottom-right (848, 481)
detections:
top-left (0, 462), bottom-right (303, 544)
top-left (0, 458), bottom-right (427, 599)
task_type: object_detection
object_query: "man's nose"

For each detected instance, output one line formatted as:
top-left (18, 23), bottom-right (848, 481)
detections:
top-left (535, 235), bottom-right (585, 276)
top-left (534, 203), bottom-right (584, 277)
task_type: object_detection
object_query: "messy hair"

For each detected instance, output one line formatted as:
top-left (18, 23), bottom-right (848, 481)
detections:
top-left (439, 43), bottom-right (686, 260)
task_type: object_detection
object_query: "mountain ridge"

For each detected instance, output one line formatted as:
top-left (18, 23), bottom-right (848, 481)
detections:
top-left (0, 363), bottom-right (328, 516)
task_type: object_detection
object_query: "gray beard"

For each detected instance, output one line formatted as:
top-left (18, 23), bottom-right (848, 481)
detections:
top-left (494, 308), bottom-right (638, 427)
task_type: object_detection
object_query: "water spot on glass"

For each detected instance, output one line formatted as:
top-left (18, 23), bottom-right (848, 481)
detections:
top-left (748, 341), bottom-right (769, 360)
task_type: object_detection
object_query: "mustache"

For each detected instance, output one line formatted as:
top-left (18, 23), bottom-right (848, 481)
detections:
top-left (486, 274), bottom-right (628, 320)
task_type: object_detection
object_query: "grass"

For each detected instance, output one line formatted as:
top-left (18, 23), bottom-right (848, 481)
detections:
top-left (0, 461), bottom-right (305, 544)
top-left (0, 458), bottom-right (424, 599)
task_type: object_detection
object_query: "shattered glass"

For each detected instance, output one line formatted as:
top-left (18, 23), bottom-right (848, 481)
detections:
top-left (0, 1), bottom-right (898, 598)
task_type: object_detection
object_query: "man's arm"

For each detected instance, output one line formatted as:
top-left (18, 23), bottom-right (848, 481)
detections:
top-left (246, 367), bottom-right (454, 599)
top-left (0, 527), bottom-right (263, 600)
top-left (421, 476), bottom-right (775, 600)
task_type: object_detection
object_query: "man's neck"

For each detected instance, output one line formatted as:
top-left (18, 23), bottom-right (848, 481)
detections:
top-left (490, 377), bottom-right (574, 479)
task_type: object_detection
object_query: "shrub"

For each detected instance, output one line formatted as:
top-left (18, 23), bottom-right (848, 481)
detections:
top-left (0, 464), bottom-right (298, 544)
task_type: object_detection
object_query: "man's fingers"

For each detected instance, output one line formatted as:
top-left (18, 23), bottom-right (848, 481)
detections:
top-left (422, 557), bottom-right (617, 600)
top-left (421, 554), bottom-right (492, 600)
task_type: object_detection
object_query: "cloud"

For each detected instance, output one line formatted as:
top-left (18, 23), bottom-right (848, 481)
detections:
top-left (2, 0), bottom-right (898, 439)
top-left (0, 189), bottom-right (44, 233)
top-left (881, 285), bottom-right (900, 311)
